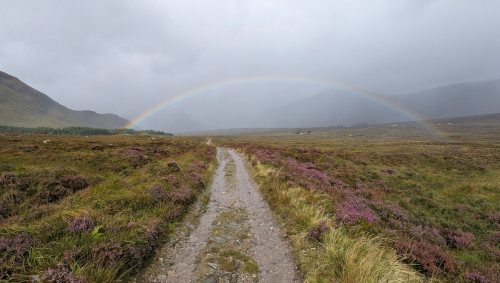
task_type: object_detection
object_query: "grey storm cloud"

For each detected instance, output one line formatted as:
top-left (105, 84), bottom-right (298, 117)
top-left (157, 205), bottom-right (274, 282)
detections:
top-left (1, 0), bottom-right (499, 131)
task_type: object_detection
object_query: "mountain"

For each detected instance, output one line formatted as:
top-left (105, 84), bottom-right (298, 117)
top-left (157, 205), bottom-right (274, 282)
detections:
top-left (394, 79), bottom-right (500, 119)
top-left (256, 88), bottom-right (405, 128)
top-left (0, 71), bottom-right (129, 128)
top-left (257, 78), bottom-right (500, 127)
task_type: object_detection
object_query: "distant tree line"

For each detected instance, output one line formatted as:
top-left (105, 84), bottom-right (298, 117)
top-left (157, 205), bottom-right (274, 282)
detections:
top-left (0, 125), bottom-right (173, 136)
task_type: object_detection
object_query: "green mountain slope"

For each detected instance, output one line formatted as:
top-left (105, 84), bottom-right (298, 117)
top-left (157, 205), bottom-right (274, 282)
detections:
top-left (0, 71), bottom-right (129, 128)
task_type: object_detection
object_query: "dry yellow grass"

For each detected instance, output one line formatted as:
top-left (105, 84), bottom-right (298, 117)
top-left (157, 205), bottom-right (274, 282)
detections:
top-left (253, 161), bottom-right (425, 283)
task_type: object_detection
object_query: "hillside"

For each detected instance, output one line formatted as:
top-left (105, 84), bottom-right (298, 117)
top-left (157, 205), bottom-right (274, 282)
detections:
top-left (0, 71), bottom-right (129, 129)
top-left (257, 78), bottom-right (500, 127)
top-left (258, 88), bottom-right (404, 128)
top-left (395, 79), bottom-right (500, 119)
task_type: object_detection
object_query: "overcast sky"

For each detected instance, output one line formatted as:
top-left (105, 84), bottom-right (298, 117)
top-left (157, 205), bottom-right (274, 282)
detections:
top-left (1, 0), bottom-right (499, 129)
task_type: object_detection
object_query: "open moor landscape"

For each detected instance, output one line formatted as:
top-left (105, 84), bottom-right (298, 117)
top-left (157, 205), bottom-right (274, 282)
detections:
top-left (0, 114), bottom-right (499, 282)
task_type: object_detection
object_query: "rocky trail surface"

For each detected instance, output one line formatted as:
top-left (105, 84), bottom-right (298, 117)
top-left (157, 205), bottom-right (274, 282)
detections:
top-left (136, 148), bottom-right (299, 283)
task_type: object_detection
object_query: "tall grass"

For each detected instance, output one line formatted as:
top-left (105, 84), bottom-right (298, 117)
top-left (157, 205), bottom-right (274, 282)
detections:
top-left (0, 133), bottom-right (216, 282)
top-left (251, 159), bottom-right (424, 282)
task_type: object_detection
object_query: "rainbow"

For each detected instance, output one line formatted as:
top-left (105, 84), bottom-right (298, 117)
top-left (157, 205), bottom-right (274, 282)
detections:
top-left (125, 75), bottom-right (447, 139)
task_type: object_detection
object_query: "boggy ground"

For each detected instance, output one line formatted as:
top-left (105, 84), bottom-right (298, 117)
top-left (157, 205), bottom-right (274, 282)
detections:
top-left (137, 147), bottom-right (299, 283)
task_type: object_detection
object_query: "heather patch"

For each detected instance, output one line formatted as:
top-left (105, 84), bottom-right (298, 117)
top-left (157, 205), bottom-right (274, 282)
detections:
top-left (186, 167), bottom-right (204, 189)
top-left (114, 147), bottom-right (149, 167)
top-left (307, 220), bottom-right (329, 242)
top-left (192, 160), bottom-right (207, 169)
top-left (165, 204), bottom-right (184, 222)
top-left (252, 148), bottom-right (282, 166)
top-left (0, 233), bottom-right (33, 278)
top-left (43, 262), bottom-right (83, 283)
top-left (165, 173), bottom-right (178, 185)
top-left (464, 266), bottom-right (500, 283)
top-left (167, 160), bottom-right (180, 172)
top-left (60, 175), bottom-right (89, 191)
top-left (441, 228), bottom-right (475, 248)
top-left (394, 238), bottom-right (455, 275)
top-left (168, 186), bottom-right (194, 205)
top-left (67, 216), bottom-right (96, 234)
top-left (0, 171), bottom-right (16, 187)
top-left (150, 185), bottom-right (168, 201)
top-left (93, 242), bottom-right (124, 266)
top-left (37, 184), bottom-right (71, 204)
top-left (335, 196), bottom-right (380, 225)
top-left (0, 134), bottom-right (216, 281)
top-left (227, 140), bottom-right (500, 281)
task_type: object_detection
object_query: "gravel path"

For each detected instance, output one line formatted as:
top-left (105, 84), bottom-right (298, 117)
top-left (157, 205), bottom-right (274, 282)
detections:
top-left (137, 147), bottom-right (299, 283)
top-left (227, 149), bottom-right (299, 283)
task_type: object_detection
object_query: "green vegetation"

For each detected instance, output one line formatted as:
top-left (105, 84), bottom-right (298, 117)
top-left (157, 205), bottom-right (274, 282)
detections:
top-left (0, 133), bottom-right (215, 282)
top-left (0, 125), bottom-right (172, 136)
top-left (243, 157), bottom-right (423, 283)
top-left (218, 116), bottom-right (500, 282)
top-left (0, 71), bottom-right (129, 129)
top-left (1, 112), bottom-right (498, 282)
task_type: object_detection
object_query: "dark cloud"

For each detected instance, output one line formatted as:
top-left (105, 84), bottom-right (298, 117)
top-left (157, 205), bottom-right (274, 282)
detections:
top-left (1, 0), bottom-right (499, 131)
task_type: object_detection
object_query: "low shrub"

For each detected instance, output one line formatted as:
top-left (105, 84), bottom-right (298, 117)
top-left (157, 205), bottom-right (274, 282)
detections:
top-left (67, 216), bottom-right (95, 234)
top-left (165, 174), bottom-right (178, 185)
top-left (442, 228), bottom-right (475, 248)
top-left (192, 160), bottom-right (207, 169)
top-left (168, 187), bottom-right (194, 205)
top-left (335, 196), bottom-right (380, 225)
top-left (0, 201), bottom-right (8, 218)
top-left (464, 271), bottom-right (488, 283)
top-left (394, 238), bottom-right (455, 275)
top-left (38, 185), bottom-right (71, 204)
top-left (166, 204), bottom-right (183, 222)
top-left (186, 168), bottom-right (204, 188)
top-left (0, 233), bottom-right (33, 278)
top-left (150, 185), bottom-right (167, 201)
top-left (60, 175), bottom-right (89, 191)
top-left (43, 262), bottom-right (83, 283)
top-left (307, 220), bottom-right (329, 242)
top-left (0, 172), bottom-right (16, 187)
top-left (92, 242), bottom-right (124, 266)
top-left (167, 160), bottom-right (180, 172)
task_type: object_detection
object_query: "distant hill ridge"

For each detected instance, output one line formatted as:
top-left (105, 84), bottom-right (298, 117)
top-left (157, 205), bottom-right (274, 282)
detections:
top-left (258, 78), bottom-right (500, 128)
top-left (0, 70), bottom-right (129, 129)
top-left (394, 78), bottom-right (500, 119)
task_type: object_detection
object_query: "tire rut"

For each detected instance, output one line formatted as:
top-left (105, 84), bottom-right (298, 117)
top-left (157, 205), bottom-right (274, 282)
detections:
top-left (136, 148), bottom-right (299, 283)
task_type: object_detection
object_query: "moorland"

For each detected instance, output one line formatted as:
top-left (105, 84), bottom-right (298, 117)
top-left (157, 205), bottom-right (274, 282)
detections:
top-left (216, 114), bottom-right (500, 282)
top-left (0, 133), bottom-right (215, 282)
top-left (0, 113), bottom-right (499, 282)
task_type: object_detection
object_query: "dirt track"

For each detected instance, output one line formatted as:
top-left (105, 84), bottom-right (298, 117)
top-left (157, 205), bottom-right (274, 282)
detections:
top-left (137, 147), bottom-right (299, 283)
